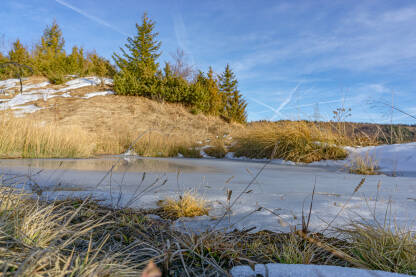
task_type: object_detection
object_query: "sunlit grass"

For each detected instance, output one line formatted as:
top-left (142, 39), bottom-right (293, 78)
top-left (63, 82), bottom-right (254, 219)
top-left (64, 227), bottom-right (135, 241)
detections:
top-left (232, 121), bottom-right (348, 162)
top-left (158, 190), bottom-right (210, 219)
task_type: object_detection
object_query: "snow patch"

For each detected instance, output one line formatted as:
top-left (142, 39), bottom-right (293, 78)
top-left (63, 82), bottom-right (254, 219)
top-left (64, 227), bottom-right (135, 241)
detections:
top-left (0, 77), bottom-right (114, 116)
top-left (230, 263), bottom-right (412, 277)
top-left (82, 91), bottom-right (114, 99)
top-left (0, 79), bottom-right (20, 90)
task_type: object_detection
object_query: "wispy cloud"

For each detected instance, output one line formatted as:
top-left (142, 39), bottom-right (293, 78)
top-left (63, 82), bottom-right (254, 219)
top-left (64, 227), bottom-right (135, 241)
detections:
top-left (55, 0), bottom-right (127, 36)
top-left (173, 12), bottom-right (195, 65)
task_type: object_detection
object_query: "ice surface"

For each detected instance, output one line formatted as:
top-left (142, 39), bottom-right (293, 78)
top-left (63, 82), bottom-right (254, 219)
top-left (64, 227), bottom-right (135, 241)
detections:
top-left (1, 154), bottom-right (415, 235)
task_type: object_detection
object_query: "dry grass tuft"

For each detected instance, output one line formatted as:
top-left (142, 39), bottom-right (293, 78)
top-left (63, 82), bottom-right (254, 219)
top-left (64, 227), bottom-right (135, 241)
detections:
top-left (338, 221), bottom-right (416, 275)
top-left (232, 121), bottom-right (348, 162)
top-left (203, 139), bottom-right (228, 158)
top-left (158, 191), bottom-right (210, 219)
top-left (348, 152), bottom-right (379, 175)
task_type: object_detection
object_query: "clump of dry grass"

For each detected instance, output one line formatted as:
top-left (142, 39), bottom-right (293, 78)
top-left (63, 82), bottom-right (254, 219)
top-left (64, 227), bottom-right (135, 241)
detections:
top-left (232, 121), bottom-right (348, 162)
top-left (348, 152), bottom-right (379, 175)
top-left (158, 191), bottom-right (210, 219)
top-left (0, 116), bottom-right (96, 158)
top-left (338, 221), bottom-right (416, 275)
top-left (0, 187), bottom-right (143, 276)
top-left (203, 139), bottom-right (228, 158)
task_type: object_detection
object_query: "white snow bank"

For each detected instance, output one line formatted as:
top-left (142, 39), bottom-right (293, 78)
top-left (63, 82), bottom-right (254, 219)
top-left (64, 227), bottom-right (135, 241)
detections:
top-left (226, 143), bottom-right (416, 176)
top-left (347, 143), bottom-right (416, 174)
top-left (310, 143), bottom-right (416, 176)
top-left (0, 77), bottom-right (114, 116)
top-left (0, 78), bottom-right (20, 90)
top-left (60, 77), bottom-right (112, 92)
top-left (82, 91), bottom-right (114, 99)
top-left (22, 81), bottom-right (50, 91)
top-left (11, 105), bottom-right (43, 116)
top-left (231, 263), bottom-right (412, 277)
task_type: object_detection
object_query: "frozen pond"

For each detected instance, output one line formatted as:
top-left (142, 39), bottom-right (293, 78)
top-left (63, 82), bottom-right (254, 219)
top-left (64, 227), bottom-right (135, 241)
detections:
top-left (1, 156), bottom-right (416, 233)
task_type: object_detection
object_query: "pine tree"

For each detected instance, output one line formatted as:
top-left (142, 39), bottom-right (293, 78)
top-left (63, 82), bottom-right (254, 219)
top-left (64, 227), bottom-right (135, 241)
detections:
top-left (8, 39), bottom-right (30, 65)
top-left (218, 64), bottom-right (247, 123)
top-left (87, 52), bottom-right (115, 81)
top-left (33, 20), bottom-right (67, 82)
top-left (38, 20), bottom-right (65, 56)
top-left (0, 52), bottom-right (10, 79)
top-left (113, 13), bottom-right (162, 96)
top-left (113, 13), bottom-right (161, 75)
top-left (7, 39), bottom-right (32, 77)
top-left (66, 46), bottom-right (85, 75)
top-left (206, 67), bottom-right (222, 115)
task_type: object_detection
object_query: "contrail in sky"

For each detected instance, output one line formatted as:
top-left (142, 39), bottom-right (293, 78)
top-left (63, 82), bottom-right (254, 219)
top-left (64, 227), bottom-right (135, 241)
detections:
top-left (55, 0), bottom-right (128, 36)
top-left (250, 83), bottom-right (302, 120)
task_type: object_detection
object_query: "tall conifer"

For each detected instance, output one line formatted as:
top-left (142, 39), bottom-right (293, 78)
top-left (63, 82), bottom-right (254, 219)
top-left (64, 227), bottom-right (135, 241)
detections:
top-left (218, 64), bottom-right (247, 123)
top-left (113, 13), bottom-right (162, 96)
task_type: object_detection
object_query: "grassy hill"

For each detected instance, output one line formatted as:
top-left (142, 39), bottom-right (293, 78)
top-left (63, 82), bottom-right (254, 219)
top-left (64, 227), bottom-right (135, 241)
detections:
top-left (1, 76), bottom-right (415, 160)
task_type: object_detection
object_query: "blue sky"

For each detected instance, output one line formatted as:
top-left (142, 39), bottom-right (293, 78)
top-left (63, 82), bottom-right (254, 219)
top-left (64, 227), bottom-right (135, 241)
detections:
top-left (1, 0), bottom-right (416, 124)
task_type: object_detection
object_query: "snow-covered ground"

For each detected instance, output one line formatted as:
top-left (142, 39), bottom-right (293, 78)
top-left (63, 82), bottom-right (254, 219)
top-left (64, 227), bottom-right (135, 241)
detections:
top-left (222, 142), bottom-right (416, 177)
top-left (0, 77), bottom-right (114, 115)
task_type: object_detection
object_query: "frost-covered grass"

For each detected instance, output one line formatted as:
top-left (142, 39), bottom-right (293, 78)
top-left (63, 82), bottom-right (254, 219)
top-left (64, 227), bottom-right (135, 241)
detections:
top-left (0, 185), bottom-right (415, 276)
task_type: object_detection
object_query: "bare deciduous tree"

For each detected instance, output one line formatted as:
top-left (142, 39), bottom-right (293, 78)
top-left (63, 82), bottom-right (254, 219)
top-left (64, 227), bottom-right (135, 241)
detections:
top-left (171, 48), bottom-right (194, 80)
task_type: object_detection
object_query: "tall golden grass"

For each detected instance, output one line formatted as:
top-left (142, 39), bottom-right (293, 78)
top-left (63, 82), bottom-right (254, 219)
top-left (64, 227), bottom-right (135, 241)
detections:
top-left (0, 116), bottom-right (203, 159)
top-left (231, 121), bottom-right (348, 162)
top-left (0, 116), bottom-right (96, 158)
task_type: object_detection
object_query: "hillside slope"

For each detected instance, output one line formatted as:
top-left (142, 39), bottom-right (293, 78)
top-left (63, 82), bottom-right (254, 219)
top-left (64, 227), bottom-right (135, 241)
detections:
top-left (0, 76), bottom-right (239, 157)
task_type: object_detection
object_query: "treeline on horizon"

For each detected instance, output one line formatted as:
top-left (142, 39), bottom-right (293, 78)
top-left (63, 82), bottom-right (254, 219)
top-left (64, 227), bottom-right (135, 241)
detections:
top-left (0, 13), bottom-right (247, 123)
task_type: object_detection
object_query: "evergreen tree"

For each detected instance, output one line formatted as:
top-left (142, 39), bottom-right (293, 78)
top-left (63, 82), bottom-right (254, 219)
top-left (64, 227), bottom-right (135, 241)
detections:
top-left (34, 20), bottom-right (67, 82)
top-left (218, 64), bottom-right (247, 123)
top-left (38, 20), bottom-right (65, 56)
top-left (189, 71), bottom-right (210, 113)
top-left (5, 39), bottom-right (33, 78)
top-left (206, 67), bottom-right (222, 115)
top-left (66, 46), bottom-right (85, 75)
top-left (8, 39), bottom-right (30, 65)
top-left (87, 52), bottom-right (115, 79)
top-left (0, 52), bottom-right (10, 79)
top-left (113, 13), bottom-right (162, 97)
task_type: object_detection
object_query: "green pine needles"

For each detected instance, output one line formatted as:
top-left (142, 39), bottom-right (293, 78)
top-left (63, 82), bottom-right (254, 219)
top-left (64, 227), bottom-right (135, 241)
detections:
top-left (112, 13), bottom-right (247, 123)
top-left (0, 20), bottom-right (115, 84)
